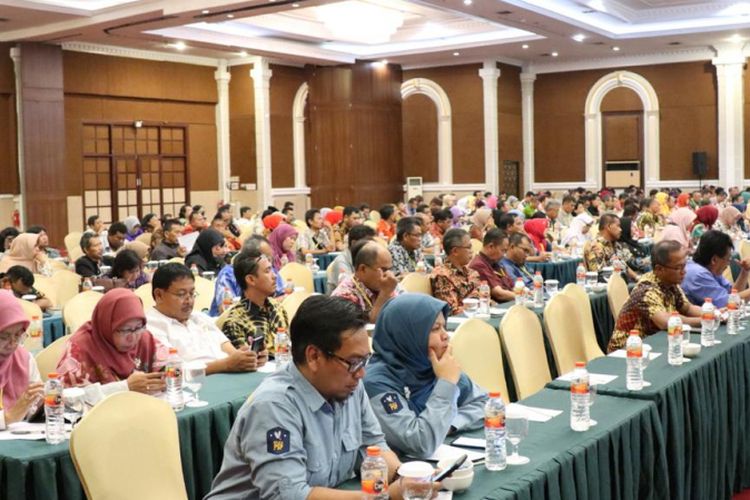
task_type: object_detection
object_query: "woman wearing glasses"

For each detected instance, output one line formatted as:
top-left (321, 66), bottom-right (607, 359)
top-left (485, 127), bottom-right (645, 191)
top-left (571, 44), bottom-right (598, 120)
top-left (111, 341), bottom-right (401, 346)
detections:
top-left (364, 293), bottom-right (487, 458)
top-left (0, 290), bottom-right (43, 427)
top-left (57, 289), bottom-right (169, 402)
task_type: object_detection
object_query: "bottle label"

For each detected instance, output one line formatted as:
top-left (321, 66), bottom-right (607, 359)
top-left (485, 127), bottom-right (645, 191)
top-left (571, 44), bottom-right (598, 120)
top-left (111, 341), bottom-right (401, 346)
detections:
top-left (728, 302), bottom-right (738, 311)
top-left (45, 392), bottom-right (62, 407)
top-left (702, 312), bottom-right (714, 320)
top-left (484, 414), bottom-right (505, 429)
top-left (166, 366), bottom-right (182, 379)
top-left (626, 346), bottom-right (642, 358)
top-left (362, 477), bottom-right (388, 495)
top-left (668, 325), bottom-right (682, 337)
top-left (571, 381), bottom-right (589, 394)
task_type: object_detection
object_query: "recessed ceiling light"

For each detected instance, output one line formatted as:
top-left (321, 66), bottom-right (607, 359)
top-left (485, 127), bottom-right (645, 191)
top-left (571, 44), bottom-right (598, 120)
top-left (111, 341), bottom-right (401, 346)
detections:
top-left (463, 0), bottom-right (473, 5)
top-left (381, 59), bottom-right (388, 65)
top-left (227, 13), bottom-right (234, 18)
top-left (169, 41), bottom-right (186, 50)
top-left (201, 9), bottom-right (209, 14)
top-left (572, 33), bottom-right (586, 42)
top-left (453, 51), bottom-right (460, 56)
top-left (522, 44), bottom-right (529, 49)
top-left (551, 51), bottom-right (559, 57)
top-left (729, 33), bottom-right (744, 43)
top-left (239, 50), bottom-right (248, 57)
top-left (612, 46), bottom-right (620, 51)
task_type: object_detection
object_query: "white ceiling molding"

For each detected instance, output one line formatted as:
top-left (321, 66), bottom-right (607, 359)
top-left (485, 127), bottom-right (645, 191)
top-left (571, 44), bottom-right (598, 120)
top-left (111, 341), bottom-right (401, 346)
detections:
top-left (402, 54), bottom-right (524, 70)
top-left (61, 41), bottom-right (221, 67)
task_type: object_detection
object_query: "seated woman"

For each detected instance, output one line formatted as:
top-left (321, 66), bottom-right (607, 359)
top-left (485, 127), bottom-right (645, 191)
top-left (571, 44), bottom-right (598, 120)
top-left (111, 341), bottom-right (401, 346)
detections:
top-left (0, 233), bottom-right (48, 274)
top-left (715, 206), bottom-right (744, 241)
top-left (660, 207), bottom-right (696, 252)
top-left (561, 212), bottom-right (593, 248)
top-left (524, 218), bottom-right (552, 254)
top-left (0, 290), bottom-right (43, 428)
top-left (184, 228), bottom-right (228, 275)
top-left (364, 293), bottom-right (487, 459)
top-left (691, 205), bottom-right (719, 242)
top-left (268, 223), bottom-right (298, 271)
top-left (56, 289), bottom-right (168, 403)
top-left (96, 249), bottom-right (150, 291)
top-left (123, 216), bottom-right (143, 242)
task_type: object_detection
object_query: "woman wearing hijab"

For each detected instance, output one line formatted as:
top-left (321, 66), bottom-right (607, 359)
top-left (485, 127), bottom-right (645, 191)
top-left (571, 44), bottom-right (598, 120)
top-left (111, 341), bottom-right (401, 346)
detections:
top-left (561, 212), bottom-right (594, 247)
top-left (56, 289), bottom-right (168, 401)
top-left (185, 228), bottom-right (227, 274)
top-left (469, 207), bottom-right (493, 240)
top-left (0, 233), bottom-right (47, 274)
top-left (691, 205), bottom-right (719, 241)
top-left (364, 294), bottom-right (487, 458)
top-left (267, 223), bottom-right (298, 271)
top-left (123, 215), bottom-right (143, 242)
top-left (660, 207), bottom-right (697, 251)
top-left (676, 193), bottom-right (691, 208)
top-left (715, 206), bottom-right (743, 238)
top-left (654, 192), bottom-right (671, 217)
top-left (524, 218), bottom-right (551, 254)
top-left (0, 291), bottom-right (43, 427)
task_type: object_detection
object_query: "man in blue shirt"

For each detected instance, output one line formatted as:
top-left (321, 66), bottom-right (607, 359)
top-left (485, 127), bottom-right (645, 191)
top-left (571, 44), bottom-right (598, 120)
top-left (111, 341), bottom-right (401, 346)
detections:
top-left (501, 232), bottom-right (535, 288)
top-left (682, 230), bottom-right (750, 307)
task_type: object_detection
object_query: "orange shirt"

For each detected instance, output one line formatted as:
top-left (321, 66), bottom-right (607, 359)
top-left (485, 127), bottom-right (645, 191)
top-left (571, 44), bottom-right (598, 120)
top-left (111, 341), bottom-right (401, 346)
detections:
top-left (376, 219), bottom-right (396, 240)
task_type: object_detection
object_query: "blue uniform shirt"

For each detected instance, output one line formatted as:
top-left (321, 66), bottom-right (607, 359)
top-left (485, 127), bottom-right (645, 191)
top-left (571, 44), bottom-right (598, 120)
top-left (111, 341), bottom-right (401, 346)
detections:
top-left (681, 259), bottom-right (732, 307)
top-left (501, 257), bottom-right (534, 288)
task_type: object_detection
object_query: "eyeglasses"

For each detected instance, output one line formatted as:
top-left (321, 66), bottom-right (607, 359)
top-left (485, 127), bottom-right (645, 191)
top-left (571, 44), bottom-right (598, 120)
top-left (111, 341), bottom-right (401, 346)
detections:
top-left (406, 232), bottom-right (423, 238)
top-left (166, 290), bottom-right (199, 301)
top-left (660, 262), bottom-right (686, 271)
top-left (0, 332), bottom-right (27, 346)
top-left (325, 351), bottom-right (372, 374)
top-left (114, 325), bottom-right (146, 339)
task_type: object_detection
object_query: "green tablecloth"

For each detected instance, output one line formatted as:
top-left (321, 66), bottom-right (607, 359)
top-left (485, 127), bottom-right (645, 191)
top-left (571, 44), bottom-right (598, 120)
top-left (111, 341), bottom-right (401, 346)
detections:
top-left (527, 258), bottom-right (582, 287)
top-left (0, 371), bottom-right (268, 500)
top-left (546, 327), bottom-right (750, 499)
top-left (340, 388), bottom-right (668, 499)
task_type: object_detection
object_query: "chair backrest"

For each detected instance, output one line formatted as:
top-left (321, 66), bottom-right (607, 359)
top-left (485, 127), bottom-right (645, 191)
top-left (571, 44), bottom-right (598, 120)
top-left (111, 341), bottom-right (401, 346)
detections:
top-left (35, 335), bottom-right (69, 380)
top-left (64, 232), bottom-right (83, 257)
top-left (741, 240), bottom-right (750, 261)
top-left (32, 274), bottom-right (58, 307)
top-left (168, 257), bottom-right (185, 264)
top-left (48, 259), bottom-right (69, 272)
top-left (451, 318), bottom-right (509, 399)
top-left (281, 290), bottom-right (312, 322)
top-left (400, 272), bottom-right (432, 295)
top-left (238, 226), bottom-right (254, 244)
top-left (134, 283), bottom-right (155, 310)
top-left (70, 392), bottom-right (188, 500)
top-left (562, 284), bottom-right (604, 361)
top-left (135, 232), bottom-right (152, 247)
top-left (51, 270), bottom-right (82, 307)
top-left (499, 305), bottom-right (551, 399)
top-left (215, 307), bottom-right (233, 330)
top-left (470, 238), bottom-right (483, 256)
top-left (63, 291), bottom-right (104, 333)
top-left (543, 293), bottom-right (587, 375)
top-left (364, 220), bottom-right (377, 230)
top-left (607, 273), bottom-right (630, 321)
top-left (193, 276), bottom-right (215, 313)
top-left (16, 297), bottom-right (43, 322)
top-left (279, 262), bottom-right (314, 293)
top-left (369, 211), bottom-right (381, 222)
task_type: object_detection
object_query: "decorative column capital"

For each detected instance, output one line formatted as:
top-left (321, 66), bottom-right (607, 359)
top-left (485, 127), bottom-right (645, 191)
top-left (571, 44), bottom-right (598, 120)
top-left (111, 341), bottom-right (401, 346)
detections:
top-left (712, 43), bottom-right (746, 66)
top-left (520, 72), bottom-right (537, 85)
top-left (214, 59), bottom-right (231, 83)
top-left (479, 60), bottom-right (500, 81)
top-left (250, 57), bottom-right (272, 86)
top-left (9, 47), bottom-right (20, 64)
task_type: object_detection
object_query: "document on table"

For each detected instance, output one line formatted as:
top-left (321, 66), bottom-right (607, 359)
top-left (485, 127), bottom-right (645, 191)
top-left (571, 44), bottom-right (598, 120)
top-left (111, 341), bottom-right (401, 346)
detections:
top-left (608, 350), bottom-right (662, 360)
top-left (507, 403), bottom-right (562, 422)
top-left (556, 371), bottom-right (618, 385)
top-left (0, 422), bottom-right (72, 441)
top-left (178, 231), bottom-right (199, 253)
top-left (421, 444), bottom-right (485, 463)
top-left (446, 317), bottom-right (469, 326)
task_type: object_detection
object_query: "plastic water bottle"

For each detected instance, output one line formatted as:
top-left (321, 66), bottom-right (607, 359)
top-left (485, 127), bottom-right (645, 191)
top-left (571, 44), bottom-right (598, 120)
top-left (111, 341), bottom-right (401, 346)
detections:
top-left (484, 392), bottom-right (507, 471)
top-left (81, 277), bottom-right (93, 292)
top-left (532, 271), bottom-right (544, 308)
top-left (701, 298), bottom-right (716, 347)
top-left (667, 312), bottom-right (683, 366)
top-left (570, 361), bottom-right (590, 431)
top-left (415, 259), bottom-right (427, 274)
top-left (361, 446), bottom-right (389, 499)
top-left (190, 264), bottom-right (199, 277)
top-left (275, 328), bottom-right (291, 370)
top-left (221, 287), bottom-right (233, 313)
top-left (165, 348), bottom-right (184, 412)
top-left (305, 253), bottom-right (314, 269)
top-left (626, 330), bottom-right (644, 391)
top-left (26, 315), bottom-right (44, 354)
top-left (728, 289), bottom-right (741, 336)
top-left (478, 280), bottom-right (491, 315)
top-left (612, 256), bottom-right (624, 276)
top-left (513, 278), bottom-right (525, 305)
top-left (44, 373), bottom-right (65, 445)
top-left (576, 263), bottom-right (586, 286)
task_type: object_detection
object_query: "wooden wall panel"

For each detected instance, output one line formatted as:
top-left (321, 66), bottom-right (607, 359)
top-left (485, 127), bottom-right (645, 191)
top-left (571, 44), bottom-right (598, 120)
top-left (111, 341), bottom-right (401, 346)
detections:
top-left (402, 93), bottom-right (438, 182)
top-left (229, 64), bottom-right (256, 184)
top-left (603, 113), bottom-right (641, 161)
top-left (270, 64), bottom-right (306, 188)
top-left (0, 43), bottom-right (18, 195)
top-left (498, 64), bottom-right (523, 190)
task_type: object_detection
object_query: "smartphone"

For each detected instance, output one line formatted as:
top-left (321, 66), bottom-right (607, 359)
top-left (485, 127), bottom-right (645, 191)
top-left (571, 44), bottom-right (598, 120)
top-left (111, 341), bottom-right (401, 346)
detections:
top-left (251, 335), bottom-right (266, 353)
top-left (433, 454), bottom-right (468, 482)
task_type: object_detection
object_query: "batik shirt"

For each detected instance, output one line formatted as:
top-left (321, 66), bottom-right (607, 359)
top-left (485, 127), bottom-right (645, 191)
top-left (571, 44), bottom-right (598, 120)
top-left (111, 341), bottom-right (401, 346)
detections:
top-left (583, 236), bottom-right (617, 272)
top-left (388, 242), bottom-right (432, 277)
top-left (221, 297), bottom-right (288, 355)
top-left (430, 261), bottom-right (480, 315)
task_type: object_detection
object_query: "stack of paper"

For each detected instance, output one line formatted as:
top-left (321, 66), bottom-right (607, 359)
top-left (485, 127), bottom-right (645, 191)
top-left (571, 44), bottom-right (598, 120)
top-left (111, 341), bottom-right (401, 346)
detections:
top-left (507, 403), bottom-right (562, 422)
top-left (556, 371), bottom-right (618, 385)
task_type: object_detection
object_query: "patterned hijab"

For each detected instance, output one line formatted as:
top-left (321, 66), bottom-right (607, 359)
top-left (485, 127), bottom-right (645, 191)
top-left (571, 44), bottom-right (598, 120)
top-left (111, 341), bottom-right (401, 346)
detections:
top-left (268, 224), bottom-right (297, 270)
top-left (0, 290), bottom-right (31, 410)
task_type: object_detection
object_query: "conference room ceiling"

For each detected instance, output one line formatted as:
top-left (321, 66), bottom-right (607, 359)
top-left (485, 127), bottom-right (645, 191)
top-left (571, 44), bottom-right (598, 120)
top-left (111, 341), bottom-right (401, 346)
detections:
top-left (1, 0), bottom-right (750, 70)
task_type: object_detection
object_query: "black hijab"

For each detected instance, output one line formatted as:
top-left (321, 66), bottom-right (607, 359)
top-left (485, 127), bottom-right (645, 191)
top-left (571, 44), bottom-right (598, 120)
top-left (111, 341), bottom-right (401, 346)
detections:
top-left (185, 228), bottom-right (225, 273)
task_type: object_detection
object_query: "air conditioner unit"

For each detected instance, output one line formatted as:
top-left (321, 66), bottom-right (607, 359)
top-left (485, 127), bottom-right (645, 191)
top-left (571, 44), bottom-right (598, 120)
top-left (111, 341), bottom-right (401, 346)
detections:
top-left (406, 177), bottom-right (423, 200)
top-left (605, 161), bottom-right (640, 188)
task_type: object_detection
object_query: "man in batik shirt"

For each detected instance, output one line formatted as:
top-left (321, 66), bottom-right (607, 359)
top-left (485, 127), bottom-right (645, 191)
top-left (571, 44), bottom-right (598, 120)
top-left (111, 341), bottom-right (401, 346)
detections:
top-left (430, 228), bottom-right (480, 315)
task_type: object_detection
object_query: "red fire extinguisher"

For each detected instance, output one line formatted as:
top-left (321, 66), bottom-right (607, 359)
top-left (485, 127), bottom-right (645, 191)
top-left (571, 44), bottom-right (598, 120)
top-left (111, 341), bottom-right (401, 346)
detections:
top-left (12, 210), bottom-right (20, 228)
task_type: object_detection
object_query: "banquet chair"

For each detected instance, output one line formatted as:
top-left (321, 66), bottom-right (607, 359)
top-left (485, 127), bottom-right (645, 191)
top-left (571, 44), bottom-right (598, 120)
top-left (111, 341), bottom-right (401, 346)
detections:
top-left (168, 257), bottom-right (185, 264)
top-left (400, 272), bottom-right (432, 295)
top-left (369, 211), bottom-right (381, 223)
top-left (215, 307), bottom-right (233, 330)
top-left (740, 240), bottom-right (750, 261)
top-left (470, 238), bottom-right (483, 256)
top-left (135, 232), bottom-right (152, 247)
top-left (282, 289), bottom-right (312, 322)
top-left (238, 226), bottom-right (254, 244)
top-left (51, 270), bottom-right (81, 307)
top-left (35, 335), bottom-right (69, 380)
top-left (499, 305), bottom-right (551, 400)
top-left (134, 283), bottom-right (155, 310)
top-left (32, 274), bottom-right (58, 307)
top-left (48, 259), bottom-right (68, 272)
top-left (193, 276), bottom-right (215, 313)
top-left (63, 291), bottom-right (104, 333)
top-left (607, 273), bottom-right (630, 321)
top-left (16, 298), bottom-right (43, 323)
top-left (562, 284), bottom-right (605, 361)
top-left (543, 293), bottom-right (588, 375)
top-left (451, 319), bottom-right (509, 398)
top-left (70, 392), bottom-right (188, 500)
top-left (64, 232), bottom-right (83, 258)
top-left (279, 262), bottom-right (314, 293)
top-left (364, 220), bottom-right (377, 230)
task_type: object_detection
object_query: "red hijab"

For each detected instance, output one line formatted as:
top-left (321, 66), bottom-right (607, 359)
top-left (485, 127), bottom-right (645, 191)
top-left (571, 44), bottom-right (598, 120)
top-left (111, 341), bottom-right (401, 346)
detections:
top-left (524, 218), bottom-right (549, 253)
top-left (0, 291), bottom-right (30, 410)
top-left (57, 289), bottom-right (162, 385)
top-left (695, 205), bottom-right (719, 229)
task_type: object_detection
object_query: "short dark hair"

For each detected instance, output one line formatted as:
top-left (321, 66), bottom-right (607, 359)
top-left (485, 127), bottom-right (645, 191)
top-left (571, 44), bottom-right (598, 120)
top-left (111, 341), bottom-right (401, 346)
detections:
top-left (483, 228), bottom-right (508, 247)
top-left (87, 215), bottom-right (100, 227)
top-left (433, 209), bottom-right (452, 223)
top-left (693, 230), bottom-right (733, 267)
top-left (151, 263), bottom-right (194, 299)
top-left (242, 234), bottom-right (269, 253)
top-left (599, 213), bottom-right (619, 230)
top-left (141, 213), bottom-right (157, 228)
top-left (348, 224), bottom-right (375, 247)
top-left (240, 206), bottom-right (252, 217)
top-left (112, 249), bottom-right (142, 278)
top-left (109, 222), bottom-right (127, 236)
top-left (652, 240), bottom-right (683, 268)
top-left (497, 213), bottom-right (517, 231)
top-left (189, 212), bottom-right (203, 223)
top-left (305, 209), bottom-right (320, 227)
top-left (353, 241), bottom-right (381, 269)
top-left (233, 248), bottom-right (264, 291)
top-left (508, 232), bottom-right (530, 247)
top-left (163, 219), bottom-right (182, 233)
top-left (26, 225), bottom-right (45, 234)
top-left (178, 205), bottom-right (191, 218)
top-left (562, 195), bottom-right (575, 204)
top-left (80, 232), bottom-right (98, 251)
top-left (192, 205), bottom-right (205, 214)
top-left (343, 206), bottom-right (359, 218)
top-left (416, 203), bottom-right (430, 214)
top-left (6, 265), bottom-right (33, 287)
top-left (396, 217), bottom-right (420, 242)
top-left (622, 202), bottom-right (639, 218)
top-left (443, 228), bottom-right (468, 254)
top-left (0, 227), bottom-right (19, 242)
top-left (379, 204), bottom-right (394, 220)
top-left (290, 295), bottom-right (367, 365)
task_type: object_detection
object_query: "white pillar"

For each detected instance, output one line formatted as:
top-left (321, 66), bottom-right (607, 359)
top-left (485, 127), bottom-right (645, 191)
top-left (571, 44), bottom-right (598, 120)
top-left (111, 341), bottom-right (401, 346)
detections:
top-left (214, 60), bottom-right (231, 204)
top-left (520, 72), bottom-right (536, 193)
top-left (250, 57), bottom-right (273, 209)
top-left (479, 61), bottom-right (500, 194)
top-left (9, 47), bottom-right (25, 228)
top-left (292, 82), bottom-right (308, 189)
top-left (713, 43), bottom-right (745, 188)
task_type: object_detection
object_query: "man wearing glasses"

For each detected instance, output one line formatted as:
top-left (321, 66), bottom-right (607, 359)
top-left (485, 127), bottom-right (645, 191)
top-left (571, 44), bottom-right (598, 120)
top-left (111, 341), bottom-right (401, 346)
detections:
top-left (146, 263), bottom-right (264, 374)
top-left (501, 232), bottom-right (535, 288)
top-left (430, 228), bottom-right (480, 315)
top-left (607, 240), bottom-right (703, 352)
top-left (388, 217), bottom-right (432, 278)
top-left (206, 295), bottom-right (406, 500)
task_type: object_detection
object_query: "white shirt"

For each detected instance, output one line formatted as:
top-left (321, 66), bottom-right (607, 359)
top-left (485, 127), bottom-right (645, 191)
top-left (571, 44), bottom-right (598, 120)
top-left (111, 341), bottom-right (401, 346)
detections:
top-left (146, 308), bottom-right (230, 364)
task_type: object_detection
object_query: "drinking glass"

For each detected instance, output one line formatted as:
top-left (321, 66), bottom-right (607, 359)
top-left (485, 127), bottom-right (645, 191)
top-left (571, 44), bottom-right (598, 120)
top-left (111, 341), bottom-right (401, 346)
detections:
top-left (311, 258), bottom-right (320, 273)
top-left (505, 410), bottom-right (530, 465)
top-left (585, 272), bottom-right (598, 290)
top-left (184, 362), bottom-right (208, 408)
top-left (600, 266), bottom-right (614, 282)
top-left (398, 462), bottom-right (434, 500)
top-left (641, 344), bottom-right (652, 387)
top-left (588, 383), bottom-right (598, 426)
top-left (544, 279), bottom-right (559, 297)
top-left (201, 271), bottom-right (215, 280)
top-left (462, 298), bottom-right (479, 318)
top-left (62, 387), bottom-right (86, 428)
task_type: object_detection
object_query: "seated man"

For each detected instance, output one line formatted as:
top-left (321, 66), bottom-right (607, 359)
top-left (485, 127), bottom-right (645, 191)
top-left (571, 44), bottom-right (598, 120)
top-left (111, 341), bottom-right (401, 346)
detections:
top-left (101, 221), bottom-right (127, 259)
top-left (327, 224), bottom-right (375, 293)
top-left (0, 265), bottom-right (52, 311)
top-left (182, 211), bottom-right (206, 235)
top-left (75, 232), bottom-right (103, 278)
top-left (429, 208), bottom-right (452, 241)
top-left (501, 232), bottom-right (535, 288)
top-left (607, 240), bottom-right (702, 352)
top-left (332, 240), bottom-right (398, 323)
top-left (430, 228), bottom-right (480, 315)
top-left (146, 263), bottom-right (265, 373)
top-left (299, 208), bottom-right (334, 257)
top-left (682, 230), bottom-right (750, 307)
top-left (388, 217), bottom-right (432, 278)
top-left (415, 212), bottom-right (436, 253)
top-left (469, 228), bottom-right (515, 303)
top-left (221, 251), bottom-right (288, 355)
top-left (150, 219), bottom-right (187, 261)
top-left (205, 296), bottom-right (402, 500)
top-left (333, 206), bottom-right (363, 251)
top-left (583, 213), bottom-right (621, 272)
top-left (26, 226), bottom-right (61, 259)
